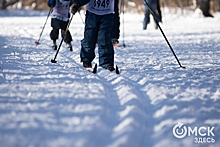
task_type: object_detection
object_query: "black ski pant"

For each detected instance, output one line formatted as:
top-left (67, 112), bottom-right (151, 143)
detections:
top-left (50, 28), bottom-right (72, 43)
top-left (50, 18), bottom-right (72, 43)
top-left (110, 0), bottom-right (120, 40)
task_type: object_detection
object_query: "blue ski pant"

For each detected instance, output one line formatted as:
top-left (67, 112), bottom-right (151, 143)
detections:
top-left (80, 11), bottom-right (114, 67)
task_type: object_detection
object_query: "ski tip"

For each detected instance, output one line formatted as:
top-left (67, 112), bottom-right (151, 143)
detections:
top-left (115, 65), bottom-right (120, 74)
top-left (51, 59), bottom-right (57, 63)
top-left (35, 41), bottom-right (40, 45)
top-left (92, 64), bottom-right (98, 74)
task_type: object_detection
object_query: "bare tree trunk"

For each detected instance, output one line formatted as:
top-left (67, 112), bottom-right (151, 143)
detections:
top-left (1, 0), bottom-right (7, 8)
top-left (1, 0), bottom-right (19, 9)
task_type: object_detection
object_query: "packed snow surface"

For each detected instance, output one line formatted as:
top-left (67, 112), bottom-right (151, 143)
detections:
top-left (0, 8), bottom-right (220, 147)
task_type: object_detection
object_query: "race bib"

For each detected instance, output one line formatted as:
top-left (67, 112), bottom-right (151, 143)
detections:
top-left (51, 0), bottom-right (70, 21)
top-left (86, 0), bottom-right (115, 15)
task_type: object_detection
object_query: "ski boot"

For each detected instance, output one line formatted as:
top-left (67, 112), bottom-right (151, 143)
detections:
top-left (51, 40), bottom-right (57, 50)
top-left (105, 66), bottom-right (115, 71)
top-left (83, 62), bottom-right (92, 68)
top-left (66, 42), bottom-right (73, 51)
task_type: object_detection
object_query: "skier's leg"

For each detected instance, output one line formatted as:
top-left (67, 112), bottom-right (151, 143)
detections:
top-left (143, 4), bottom-right (150, 30)
top-left (80, 11), bottom-right (98, 64)
top-left (148, 0), bottom-right (160, 29)
top-left (97, 14), bottom-right (114, 68)
top-left (61, 30), bottom-right (73, 43)
top-left (50, 28), bottom-right (59, 49)
top-left (50, 28), bottom-right (59, 41)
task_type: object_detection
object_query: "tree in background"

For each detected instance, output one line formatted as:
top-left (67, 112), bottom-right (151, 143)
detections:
top-left (1, 0), bottom-right (19, 9)
top-left (0, 0), bottom-right (48, 10)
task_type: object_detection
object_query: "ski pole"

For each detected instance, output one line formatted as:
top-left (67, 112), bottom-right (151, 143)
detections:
top-left (143, 0), bottom-right (185, 68)
top-left (78, 11), bottom-right (85, 24)
top-left (51, 14), bottom-right (74, 63)
top-left (120, 0), bottom-right (126, 47)
top-left (35, 8), bottom-right (52, 45)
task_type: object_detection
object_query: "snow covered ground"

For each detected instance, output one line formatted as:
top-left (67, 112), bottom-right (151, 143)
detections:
top-left (0, 8), bottom-right (220, 147)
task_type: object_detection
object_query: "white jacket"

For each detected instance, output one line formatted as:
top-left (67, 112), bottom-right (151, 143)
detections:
top-left (51, 0), bottom-right (71, 21)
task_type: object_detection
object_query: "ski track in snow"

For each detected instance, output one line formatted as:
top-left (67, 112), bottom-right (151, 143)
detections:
top-left (0, 9), bottom-right (220, 147)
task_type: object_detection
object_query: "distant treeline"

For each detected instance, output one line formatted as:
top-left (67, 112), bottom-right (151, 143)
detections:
top-left (1, 0), bottom-right (219, 16)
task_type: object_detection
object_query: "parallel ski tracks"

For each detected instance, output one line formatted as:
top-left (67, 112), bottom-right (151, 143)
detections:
top-left (57, 48), bottom-right (151, 147)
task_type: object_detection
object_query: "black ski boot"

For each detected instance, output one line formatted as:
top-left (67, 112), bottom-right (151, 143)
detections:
top-left (52, 40), bottom-right (57, 50)
top-left (66, 42), bottom-right (72, 51)
top-left (105, 66), bottom-right (115, 71)
top-left (83, 62), bottom-right (92, 68)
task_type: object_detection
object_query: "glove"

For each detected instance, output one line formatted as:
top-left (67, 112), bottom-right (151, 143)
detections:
top-left (71, 2), bottom-right (79, 14)
top-left (47, 0), bottom-right (56, 7)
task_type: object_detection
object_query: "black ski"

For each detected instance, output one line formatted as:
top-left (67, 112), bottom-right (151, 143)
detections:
top-left (84, 64), bottom-right (119, 74)
top-left (84, 63), bottom-right (97, 74)
top-left (92, 64), bottom-right (97, 73)
top-left (115, 65), bottom-right (120, 74)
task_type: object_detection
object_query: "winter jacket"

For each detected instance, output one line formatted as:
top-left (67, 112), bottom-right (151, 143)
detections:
top-left (48, 0), bottom-right (73, 21)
